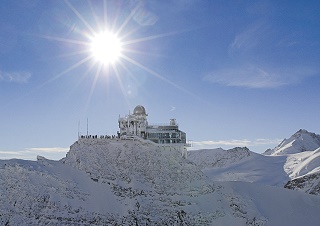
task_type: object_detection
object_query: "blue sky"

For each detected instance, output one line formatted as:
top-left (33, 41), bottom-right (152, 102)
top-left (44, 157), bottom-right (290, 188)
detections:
top-left (1, 0), bottom-right (320, 159)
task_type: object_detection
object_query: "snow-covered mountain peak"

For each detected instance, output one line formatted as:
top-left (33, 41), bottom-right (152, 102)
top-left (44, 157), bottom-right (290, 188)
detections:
top-left (293, 129), bottom-right (319, 139)
top-left (62, 137), bottom-right (212, 196)
top-left (264, 129), bottom-right (320, 156)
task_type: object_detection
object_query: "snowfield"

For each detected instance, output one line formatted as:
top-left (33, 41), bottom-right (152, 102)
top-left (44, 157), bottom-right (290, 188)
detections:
top-left (188, 148), bottom-right (290, 187)
top-left (1, 130), bottom-right (320, 225)
top-left (188, 129), bottom-right (320, 196)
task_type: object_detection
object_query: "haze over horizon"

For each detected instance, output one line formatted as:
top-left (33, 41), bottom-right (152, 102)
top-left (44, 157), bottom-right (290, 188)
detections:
top-left (1, 0), bottom-right (320, 160)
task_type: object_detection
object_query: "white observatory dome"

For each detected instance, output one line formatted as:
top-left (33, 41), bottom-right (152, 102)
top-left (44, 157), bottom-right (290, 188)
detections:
top-left (133, 105), bottom-right (147, 116)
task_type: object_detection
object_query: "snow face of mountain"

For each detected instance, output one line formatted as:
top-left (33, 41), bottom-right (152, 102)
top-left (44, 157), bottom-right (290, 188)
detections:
top-left (284, 148), bottom-right (320, 179)
top-left (264, 129), bottom-right (320, 156)
top-left (282, 148), bottom-right (320, 195)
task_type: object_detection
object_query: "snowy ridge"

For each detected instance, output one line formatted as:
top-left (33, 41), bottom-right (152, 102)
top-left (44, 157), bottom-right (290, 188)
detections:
top-left (187, 147), bottom-right (252, 169)
top-left (264, 129), bottom-right (320, 156)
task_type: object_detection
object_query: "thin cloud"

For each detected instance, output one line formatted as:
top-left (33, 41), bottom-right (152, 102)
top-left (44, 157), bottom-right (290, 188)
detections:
top-left (0, 150), bottom-right (34, 160)
top-left (192, 138), bottom-right (282, 149)
top-left (26, 147), bottom-right (68, 153)
top-left (0, 70), bottom-right (31, 83)
top-left (0, 147), bottom-right (68, 160)
top-left (229, 21), bottom-right (268, 55)
top-left (0, 150), bottom-right (23, 156)
top-left (204, 65), bottom-right (318, 88)
top-left (193, 139), bottom-right (251, 147)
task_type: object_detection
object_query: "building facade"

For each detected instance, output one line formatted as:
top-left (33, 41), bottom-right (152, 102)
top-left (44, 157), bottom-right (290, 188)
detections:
top-left (118, 105), bottom-right (187, 145)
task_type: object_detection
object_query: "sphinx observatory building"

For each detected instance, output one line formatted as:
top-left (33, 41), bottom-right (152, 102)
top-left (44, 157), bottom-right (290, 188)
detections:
top-left (118, 105), bottom-right (188, 146)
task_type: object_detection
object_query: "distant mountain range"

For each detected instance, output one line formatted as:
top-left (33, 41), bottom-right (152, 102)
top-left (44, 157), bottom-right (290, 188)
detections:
top-left (1, 130), bottom-right (320, 225)
top-left (188, 129), bottom-right (320, 195)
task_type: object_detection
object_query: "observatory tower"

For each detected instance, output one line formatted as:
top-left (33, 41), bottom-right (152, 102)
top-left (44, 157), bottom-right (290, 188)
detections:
top-left (118, 105), bottom-right (187, 145)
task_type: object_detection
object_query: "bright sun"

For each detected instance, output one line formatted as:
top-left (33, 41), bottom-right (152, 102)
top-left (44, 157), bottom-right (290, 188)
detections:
top-left (90, 31), bottom-right (122, 65)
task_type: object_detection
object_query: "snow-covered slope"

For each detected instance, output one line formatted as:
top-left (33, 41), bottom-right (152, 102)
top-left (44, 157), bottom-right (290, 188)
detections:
top-left (282, 148), bottom-right (320, 195)
top-left (188, 147), bottom-right (290, 186)
top-left (187, 147), bottom-right (251, 169)
top-left (284, 148), bottom-right (320, 178)
top-left (222, 181), bottom-right (320, 226)
top-left (264, 129), bottom-right (320, 156)
top-left (190, 147), bottom-right (320, 186)
top-left (2, 137), bottom-right (320, 225)
top-left (0, 157), bottom-right (121, 225)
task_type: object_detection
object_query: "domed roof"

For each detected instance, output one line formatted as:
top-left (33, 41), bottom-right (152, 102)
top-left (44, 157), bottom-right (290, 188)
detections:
top-left (133, 105), bottom-right (147, 116)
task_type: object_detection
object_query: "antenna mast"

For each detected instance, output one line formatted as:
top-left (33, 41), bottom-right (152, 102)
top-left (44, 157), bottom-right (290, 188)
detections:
top-left (78, 120), bottom-right (80, 139)
top-left (87, 118), bottom-right (89, 136)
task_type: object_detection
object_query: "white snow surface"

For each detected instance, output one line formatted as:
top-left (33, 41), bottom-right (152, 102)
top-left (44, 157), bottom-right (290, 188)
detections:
top-left (1, 137), bottom-right (320, 225)
top-left (188, 147), bottom-right (290, 187)
top-left (284, 148), bottom-right (320, 178)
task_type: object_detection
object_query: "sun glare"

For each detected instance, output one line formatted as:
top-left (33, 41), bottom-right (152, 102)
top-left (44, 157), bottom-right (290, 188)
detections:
top-left (90, 31), bottom-right (122, 65)
top-left (43, 1), bottom-right (191, 106)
